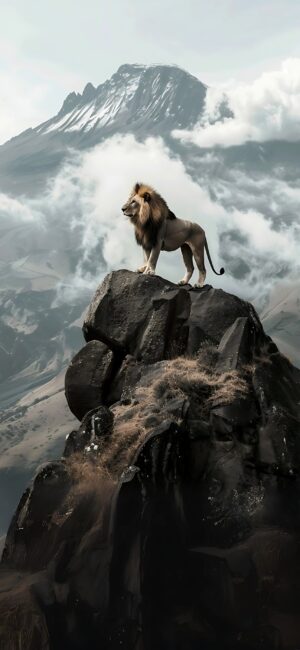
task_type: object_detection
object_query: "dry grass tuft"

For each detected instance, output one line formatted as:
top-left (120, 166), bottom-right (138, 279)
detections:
top-left (149, 353), bottom-right (249, 414)
top-left (65, 345), bottom-right (250, 492)
top-left (66, 403), bottom-right (149, 487)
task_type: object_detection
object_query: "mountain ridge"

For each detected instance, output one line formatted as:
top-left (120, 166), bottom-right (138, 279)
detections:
top-left (35, 63), bottom-right (207, 136)
top-left (3, 63), bottom-right (207, 143)
top-left (0, 63), bottom-right (207, 196)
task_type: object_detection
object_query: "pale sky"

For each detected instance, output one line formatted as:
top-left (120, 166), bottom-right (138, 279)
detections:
top-left (1, 0), bottom-right (300, 143)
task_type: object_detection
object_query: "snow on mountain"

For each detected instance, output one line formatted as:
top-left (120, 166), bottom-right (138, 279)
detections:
top-left (0, 63), bottom-right (207, 196)
top-left (35, 64), bottom-right (207, 137)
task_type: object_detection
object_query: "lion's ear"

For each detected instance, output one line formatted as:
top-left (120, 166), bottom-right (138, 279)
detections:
top-left (134, 182), bottom-right (141, 193)
top-left (143, 191), bottom-right (151, 203)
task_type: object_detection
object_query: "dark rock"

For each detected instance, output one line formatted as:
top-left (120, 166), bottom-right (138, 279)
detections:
top-left (210, 395), bottom-right (260, 435)
top-left (136, 286), bottom-right (190, 362)
top-left (163, 395), bottom-right (190, 419)
top-left (3, 461), bottom-right (71, 571)
top-left (187, 417), bottom-right (211, 439)
top-left (134, 420), bottom-right (186, 487)
top-left (258, 406), bottom-right (300, 476)
top-left (188, 286), bottom-right (261, 349)
top-left (105, 462), bottom-right (143, 648)
top-left (106, 355), bottom-right (142, 405)
top-left (143, 414), bottom-right (161, 428)
top-left (216, 315), bottom-right (262, 371)
top-left (0, 573), bottom-right (50, 650)
top-left (83, 270), bottom-right (190, 361)
top-left (64, 405), bottom-right (114, 457)
top-left (257, 417), bottom-right (278, 468)
top-left (2, 270), bottom-right (300, 649)
top-left (65, 340), bottom-right (114, 420)
top-left (253, 351), bottom-right (300, 418)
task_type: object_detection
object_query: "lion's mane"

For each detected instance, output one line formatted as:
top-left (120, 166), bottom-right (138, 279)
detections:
top-left (133, 182), bottom-right (176, 250)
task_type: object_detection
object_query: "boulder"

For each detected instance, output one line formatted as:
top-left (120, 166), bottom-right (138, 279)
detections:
top-left (188, 286), bottom-right (261, 350)
top-left (64, 405), bottom-right (114, 457)
top-left (65, 340), bottom-right (114, 420)
top-left (83, 270), bottom-right (190, 361)
top-left (2, 270), bottom-right (300, 650)
top-left (3, 461), bottom-right (71, 571)
top-left (216, 316), bottom-right (260, 371)
top-left (105, 354), bottom-right (142, 405)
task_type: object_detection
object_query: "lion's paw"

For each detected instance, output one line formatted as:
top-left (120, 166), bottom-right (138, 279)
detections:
top-left (143, 268), bottom-right (155, 276)
top-left (193, 282), bottom-right (204, 289)
top-left (137, 265), bottom-right (147, 273)
top-left (177, 279), bottom-right (188, 286)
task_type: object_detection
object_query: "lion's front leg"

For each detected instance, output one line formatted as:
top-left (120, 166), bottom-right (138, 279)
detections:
top-left (143, 239), bottom-right (162, 276)
top-left (137, 249), bottom-right (150, 273)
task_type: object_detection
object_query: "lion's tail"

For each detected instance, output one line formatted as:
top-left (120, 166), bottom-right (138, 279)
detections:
top-left (204, 237), bottom-right (225, 276)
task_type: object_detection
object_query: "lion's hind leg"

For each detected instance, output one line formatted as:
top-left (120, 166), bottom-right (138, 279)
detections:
top-left (189, 234), bottom-right (206, 288)
top-left (178, 244), bottom-right (194, 285)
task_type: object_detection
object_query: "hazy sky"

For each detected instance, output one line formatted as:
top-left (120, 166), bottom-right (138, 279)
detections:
top-left (1, 0), bottom-right (300, 142)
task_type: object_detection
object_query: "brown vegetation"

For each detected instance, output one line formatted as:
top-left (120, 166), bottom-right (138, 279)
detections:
top-left (66, 346), bottom-right (249, 494)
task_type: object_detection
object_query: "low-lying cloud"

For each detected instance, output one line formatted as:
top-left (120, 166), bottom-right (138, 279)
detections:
top-left (1, 134), bottom-right (299, 308)
top-left (0, 192), bottom-right (43, 224)
top-left (173, 58), bottom-right (300, 147)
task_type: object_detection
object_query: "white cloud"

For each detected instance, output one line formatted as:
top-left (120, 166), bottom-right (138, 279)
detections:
top-left (43, 136), bottom-right (300, 306)
top-left (50, 135), bottom-right (225, 299)
top-left (0, 192), bottom-right (43, 224)
top-left (228, 208), bottom-right (300, 260)
top-left (1, 134), bottom-right (299, 307)
top-left (173, 58), bottom-right (300, 147)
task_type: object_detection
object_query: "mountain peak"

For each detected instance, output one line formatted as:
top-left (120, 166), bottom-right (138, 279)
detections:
top-left (39, 63), bottom-right (207, 139)
top-left (114, 62), bottom-right (205, 84)
top-left (82, 82), bottom-right (97, 101)
top-left (116, 63), bottom-right (146, 74)
top-left (58, 91), bottom-right (81, 116)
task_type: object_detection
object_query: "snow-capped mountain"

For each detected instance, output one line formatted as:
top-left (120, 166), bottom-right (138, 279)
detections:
top-left (37, 64), bottom-right (207, 137)
top-left (0, 64), bottom-right (207, 195)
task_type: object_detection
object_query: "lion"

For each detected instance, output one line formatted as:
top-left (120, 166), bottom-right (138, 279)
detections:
top-left (122, 183), bottom-right (224, 287)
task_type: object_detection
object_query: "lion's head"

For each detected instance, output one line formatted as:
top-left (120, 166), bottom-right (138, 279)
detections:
top-left (122, 182), bottom-right (171, 226)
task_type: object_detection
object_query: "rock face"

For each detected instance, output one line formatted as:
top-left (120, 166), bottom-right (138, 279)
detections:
top-left (65, 340), bottom-right (115, 420)
top-left (83, 270), bottom-right (190, 361)
top-left (1, 270), bottom-right (300, 650)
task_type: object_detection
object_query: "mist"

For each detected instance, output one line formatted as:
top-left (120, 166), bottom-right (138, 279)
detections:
top-left (1, 133), bottom-right (299, 309)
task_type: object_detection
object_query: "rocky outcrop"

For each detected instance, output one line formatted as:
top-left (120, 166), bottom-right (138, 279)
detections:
top-left (65, 340), bottom-right (115, 419)
top-left (83, 270), bottom-right (190, 361)
top-left (1, 270), bottom-right (300, 650)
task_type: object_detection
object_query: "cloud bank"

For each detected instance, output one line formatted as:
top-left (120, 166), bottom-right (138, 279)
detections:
top-left (1, 134), bottom-right (299, 308)
top-left (173, 58), bottom-right (300, 147)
